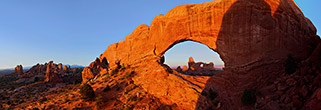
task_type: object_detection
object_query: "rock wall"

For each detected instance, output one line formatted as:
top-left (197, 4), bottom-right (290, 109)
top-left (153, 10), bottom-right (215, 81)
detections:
top-left (88, 0), bottom-right (320, 109)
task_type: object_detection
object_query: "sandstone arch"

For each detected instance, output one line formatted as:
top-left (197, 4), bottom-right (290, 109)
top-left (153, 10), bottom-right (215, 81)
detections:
top-left (86, 0), bottom-right (319, 109)
top-left (100, 0), bottom-right (317, 69)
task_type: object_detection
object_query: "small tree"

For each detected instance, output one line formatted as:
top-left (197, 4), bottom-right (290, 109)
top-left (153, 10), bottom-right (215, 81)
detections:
top-left (208, 88), bottom-right (218, 100)
top-left (285, 54), bottom-right (297, 74)
top-left (79, 84), bottom-right (95, 101)
top-left (241, 89), bottom-right (256, 105)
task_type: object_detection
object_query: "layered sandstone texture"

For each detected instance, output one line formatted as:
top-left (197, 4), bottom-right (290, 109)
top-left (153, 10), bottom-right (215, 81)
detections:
top-left (87, 0), bottom-right (320, 109)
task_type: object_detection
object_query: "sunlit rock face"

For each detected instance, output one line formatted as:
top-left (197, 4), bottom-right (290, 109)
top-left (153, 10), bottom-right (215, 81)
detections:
top-left (86, 0), bottom-right (319, 109)
top-left (81, 57), bottom-right (109, 83)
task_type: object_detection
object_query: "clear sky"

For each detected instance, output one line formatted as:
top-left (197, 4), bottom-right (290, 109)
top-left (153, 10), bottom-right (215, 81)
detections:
top-left (0, 0), bottom-right (320, 69)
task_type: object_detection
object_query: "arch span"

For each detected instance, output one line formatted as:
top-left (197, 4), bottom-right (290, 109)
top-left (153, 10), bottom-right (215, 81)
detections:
top-left (163, 41), bottom-right (225, 73)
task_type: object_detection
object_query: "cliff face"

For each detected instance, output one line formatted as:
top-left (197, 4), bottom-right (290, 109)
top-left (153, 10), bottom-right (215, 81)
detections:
top-left (86, 0), bottom-right (320, 109)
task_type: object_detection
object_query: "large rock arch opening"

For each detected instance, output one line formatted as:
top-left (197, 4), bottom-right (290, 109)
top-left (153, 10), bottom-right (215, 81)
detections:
top-left (163, 40), bottom-right (224, 76)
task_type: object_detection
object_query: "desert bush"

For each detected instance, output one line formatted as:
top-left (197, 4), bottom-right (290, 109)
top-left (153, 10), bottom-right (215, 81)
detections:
top-left (6, 100), bottom-right (12, 105)
top-left (285, 54), bottom-right (297, 74)
top-left (103, 84), bottom-right (111, 92)
top-left (213, 100), bottom-right (219, 106)
top-left (120, 64), bottom-right (127, 71)
top-left (110, 68), bottom-right (119, 76)
top-left (95, 96), bottom-right (105, 107)
top-left (34, 77), bottom-right (40, 82)
top-left (126, 84), bottom-right (137, 92)
top-left (79, 84), bottom-right (95, 101)
top-left (124, 71), bottom-right (134, 79)
top-left (241, 89), bottom-right (256, 105)
top-left (201, 90), bottom-right (207, 96)
top-left (127, 95), bottom-right (138, 101)
top-left (123, 104), bottom-right (131, 110)
top-left (208, 88), bottom-right (218, 100)
top-left (171, 103), bottom-right (177, 108)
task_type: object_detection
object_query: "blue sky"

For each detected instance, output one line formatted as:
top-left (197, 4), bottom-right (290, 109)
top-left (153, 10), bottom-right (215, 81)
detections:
top-left (0, 0), bottom-right (320, 69)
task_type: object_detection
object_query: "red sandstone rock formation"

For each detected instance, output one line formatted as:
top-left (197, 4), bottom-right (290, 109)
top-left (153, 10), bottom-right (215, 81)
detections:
top-left (176, 66), bottom-right (182, 72)
top-left (182, 65), bottom-right (188, 71)
top-left (45, 61), bottom-right (63, 83)
top-left (63, 65), bottom-right (69, 71)
top-left (17, 61), bottom-right (73, 84)
top-left (58, 63), bottom-right (63, 70)
top-left (85, 0), bottom-right (320, 109)
top-left (186, 57), bottom-right (216, 75)
top-left (82, 57), bottom-right (108, 83)
top-left (14, 65), bottom-right (23, 75)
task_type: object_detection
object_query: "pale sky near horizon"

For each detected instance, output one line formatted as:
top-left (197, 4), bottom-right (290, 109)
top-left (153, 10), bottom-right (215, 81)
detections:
top-left (0, 0), bottom-right (320, 69)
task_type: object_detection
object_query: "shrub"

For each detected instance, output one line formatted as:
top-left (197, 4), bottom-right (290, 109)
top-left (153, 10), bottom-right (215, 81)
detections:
top-left (95, 96), bottom-right (105, 107)
top-left (124, 71), bottom-right (133, 79)
top-left (241, 89), bottom-right (256, 105)
top-left (208, 88), bottom-right (218, 100)
top-left (103, 84), bottom-right (111, 92)
top-left (34, 77), bottom-right (40, 82)
top-left (213, 100), bottom-right (219, 106)
top-left (110, 68), bottom-right (119, 76)
top-left (120, 64), bottom-right (127, 71)
top-left (285, 54), bottom-right (297, 74)
top-left (79, 84), bottom-right (95, 101)
top-left (201, 90), bottom-right (207, 96)
top-left (126, 84), bottom-right (137, 92)
top-left (6, 100), bottom-right (12, 105)
top-left (127, 95), bottom-right (139, 101)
